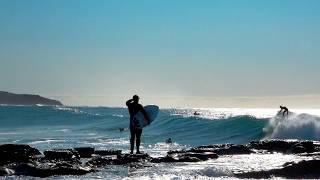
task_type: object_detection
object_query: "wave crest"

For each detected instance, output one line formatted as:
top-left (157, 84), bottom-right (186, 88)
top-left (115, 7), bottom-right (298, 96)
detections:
top-left (264, 112), bottom-right (320, 140)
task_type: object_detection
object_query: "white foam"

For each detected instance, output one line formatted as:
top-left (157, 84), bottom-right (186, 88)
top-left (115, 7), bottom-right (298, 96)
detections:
top-left (29, 139), bottom-right (66, 145)
top-left (55, 129), bottom-right (69, 132)
top-left (264, 112), bottom-right (320, 140)
top-left (171, 108), bottom-right (320, 120)
top-left (145, 142), bottom-right (187, 157)
top-left (53, 106), bottom-right (101, 116)
top-left (97, 138), bottom-right (130, 145)
top-left (0, 132), bottom-right (20, 135)
top-left (112, 114), bottom-right (124, 118)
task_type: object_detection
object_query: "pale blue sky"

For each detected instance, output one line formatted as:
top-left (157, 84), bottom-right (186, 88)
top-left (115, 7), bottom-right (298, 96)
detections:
top-left (1, 0), bottom-right (320, 107)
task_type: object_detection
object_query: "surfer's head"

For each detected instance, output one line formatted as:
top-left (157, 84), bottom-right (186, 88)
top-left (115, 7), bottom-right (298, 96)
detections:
top-left (133, 95), bottom-right (139, 103)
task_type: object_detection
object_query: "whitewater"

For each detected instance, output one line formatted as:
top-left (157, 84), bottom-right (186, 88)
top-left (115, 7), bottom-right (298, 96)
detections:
top-left (0, 106), bottom-right (320, 179)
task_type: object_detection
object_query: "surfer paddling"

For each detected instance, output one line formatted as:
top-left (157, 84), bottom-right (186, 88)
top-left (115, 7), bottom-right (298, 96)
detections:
top-left (193, 111), bottom-right (200, 116)
top-left (126, 95), bottom-right (150, 154)
top-left (279, 106), bottom-right (289, 117)
top-left (165, 138), bottom-right (173, 144)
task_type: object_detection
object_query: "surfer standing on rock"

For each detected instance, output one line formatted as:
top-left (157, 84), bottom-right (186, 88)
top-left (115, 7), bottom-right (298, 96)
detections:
top-left (126, 95), bottom-right (150, 154)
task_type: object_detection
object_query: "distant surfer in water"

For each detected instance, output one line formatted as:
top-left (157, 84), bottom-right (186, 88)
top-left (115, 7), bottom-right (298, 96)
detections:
top-left (119, 127), bottom-right (128, 132)
top-left (126, 95), bottom-right (150, 154)
top-left (194, 111), bottom-right (200, 115)
top-left (279, 106), bottom-right (289, 117)
top-left (165, 138), bottom-right (172, 144)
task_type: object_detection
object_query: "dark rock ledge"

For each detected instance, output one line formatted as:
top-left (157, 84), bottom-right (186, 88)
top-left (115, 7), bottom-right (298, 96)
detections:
top-left (0, 139), bottom-right (319, 178)
top-left (235, 160), bottom-right (320, 179)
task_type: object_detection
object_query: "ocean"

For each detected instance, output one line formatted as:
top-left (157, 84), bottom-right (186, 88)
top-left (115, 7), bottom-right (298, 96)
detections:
top-left (1, 105), bottom-right (320, 179)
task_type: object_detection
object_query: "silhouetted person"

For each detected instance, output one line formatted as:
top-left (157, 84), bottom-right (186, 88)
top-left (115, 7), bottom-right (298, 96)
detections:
top-left (126, 95), bottom-right (150, 154)
top-left (165, 138), bottom-right (172, 144)
top-left (194, 111), bottom-right (200, 115)
top-left (279, 106), bottom-right (289, 117)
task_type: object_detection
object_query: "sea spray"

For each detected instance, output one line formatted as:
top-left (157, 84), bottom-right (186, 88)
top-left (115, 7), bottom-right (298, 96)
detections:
top-left (264, 112), bottom-right (320, 140)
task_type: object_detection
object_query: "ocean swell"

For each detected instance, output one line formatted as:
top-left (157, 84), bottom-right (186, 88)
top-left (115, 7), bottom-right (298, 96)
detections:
top-left (0, 106), bottom-right (320, 149)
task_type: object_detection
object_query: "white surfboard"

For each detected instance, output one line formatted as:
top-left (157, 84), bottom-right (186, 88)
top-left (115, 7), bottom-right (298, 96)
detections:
top-left (134, 105), bottom-right (159, 128)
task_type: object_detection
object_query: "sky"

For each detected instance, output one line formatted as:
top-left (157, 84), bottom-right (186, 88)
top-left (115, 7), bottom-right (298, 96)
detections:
top-left (0, 0), bottom-right (320, 107)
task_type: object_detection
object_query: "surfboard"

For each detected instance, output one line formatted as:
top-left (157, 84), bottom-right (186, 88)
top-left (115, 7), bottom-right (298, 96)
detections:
top-left (134, 105), bottom-right (159, 128)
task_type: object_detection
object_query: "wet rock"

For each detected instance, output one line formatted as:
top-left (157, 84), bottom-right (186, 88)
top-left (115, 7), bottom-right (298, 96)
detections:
top-left (183, 152), bottom-right (217, 161)
top-left (248, 140), bottom-right (315, 154)
top-left (290, 145), bottom-right (307, 154)
top-left (151, 152), bottom-right (218, 163)
top-left (276, 159), bottom-right (320, 178)
top-left (314, 142), bottom-right (320, 151)
top-left (86, 153), bottom-right (151, 167)
top-left (44, 149), bottom-right (79, 160)
top-left (213, 144), bottom-right (253, 155)
top-left (74, 147), bottom-right (94, 158)
top-left (150, 156), bottom-right (175, 163)
top-left (171, 144), bottom-right (253, 155)
top-left (236, 159), bottom-right (320, 179)
top-left (151, 155), bottom-right (201, 163)
top-left (14, 163), bottom-right (41, 176)
top-left (94, 149), bottom-right (122, 156)
top-left (117, 153), bottom-right (152, 164)
top-left (0, 144), bottom-right (41, 165)
top-left (251, 140), bottom-right (293, 150)
top-left (3, 141), bottom-right (320, 178)
top-left (248, 140), bottom-right (291, 153)
top-left (300, 141), bottom-right (314, 151)
top-left (13, 162), bottom-right (92, 177)
top-left (299, 152), bottom-right (320, 157)
top-left (86, 156), bottom-right (114, 167)
top-left (167, 149), bottom-right (187, 155)
top-left (38, 157), bottom-right (82, 167)
top-left (0, 166), bottom-right (14, 176)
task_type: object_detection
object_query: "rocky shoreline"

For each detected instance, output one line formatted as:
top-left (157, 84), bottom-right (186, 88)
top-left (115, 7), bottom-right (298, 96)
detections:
top-left (1, 140), bottom-right (320, 178)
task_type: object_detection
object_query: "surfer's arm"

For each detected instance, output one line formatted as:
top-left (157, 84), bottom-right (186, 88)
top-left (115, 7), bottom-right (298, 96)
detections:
top-left (126, 99), bottom-right (133, 106)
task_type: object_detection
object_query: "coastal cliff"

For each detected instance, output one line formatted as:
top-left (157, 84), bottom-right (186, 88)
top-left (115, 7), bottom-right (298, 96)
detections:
top-left (0, 91), bottom-right (63, 106)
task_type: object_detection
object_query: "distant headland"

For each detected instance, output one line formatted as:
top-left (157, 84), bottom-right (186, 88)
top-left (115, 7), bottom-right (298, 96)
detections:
top-left (0, 91), bottom-right (63, 106)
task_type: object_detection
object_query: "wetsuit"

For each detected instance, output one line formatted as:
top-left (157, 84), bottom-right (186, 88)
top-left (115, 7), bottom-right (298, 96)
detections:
top-left (126, 100), bottom-right (148, 153)
top-left (280, 106), bottom-right (289, 116)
